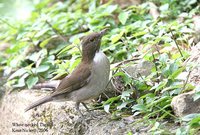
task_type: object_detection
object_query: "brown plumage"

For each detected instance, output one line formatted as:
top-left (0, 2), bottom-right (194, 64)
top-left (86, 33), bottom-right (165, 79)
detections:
top-left (25, 29), bottom-right (110, 116)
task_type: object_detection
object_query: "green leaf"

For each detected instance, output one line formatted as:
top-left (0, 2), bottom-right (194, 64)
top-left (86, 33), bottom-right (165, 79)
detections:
top-left (160, 4), bottom-right (169, 11)
top-left (113, 71), bottom-right (125, 77)
top-left (9, 68), bottom-right (27, 80)
top-left (103, 96), bottom-right (120, 105)
top-left (150, 80), bottom-right (167, 92)
top-left (132, 31), bottom-right (147, 37)
top-left (159, 53), bottom-right (169, 63)
top-left (121, 90), bottom-right (133, 100)
top-left (34, 28), bottom-right (50, 38)
top-left (103, 96), bottom-right (120, 113)
top-left (36, 65), bottom-right (50, 73)
top-left (189, 116), bottom-right (200, 128)
top-left (57, 44), bottom-right (74, 56)
top-left (169, 63), bottom-right (179, 74)
top-left (132, 104), bottom-right (147, 112)
top-left (29, 52), bottom-right (42, 62)
top-left (118, 11), bottom-right (129, 25)
top-left (182, 113), bottom-right (200, 122)
top-left (13, 78), bottom-right (26, 88)
top-left (176, 127), bottom-right (188, 135)
top-left (127, 131), bottom-right (133, 135)
top-left (188, 0), bottom-right (197, 5)
top-left (146, 96), bottom-right (171, 108)
top-left (193, 91), bottom-right (200, 101)
top-left (104, 5), bottom-right (118, 14)
top-left (111, 30), bottom-right (125, 44)
top-left (39, 38), bottom-right (52, 48)
top-left (161, 84), bottom-right (183, 93)
top-left (117, 102), bottom-right (128, 110)
top-left (26, 76), bottom-right (39, 89)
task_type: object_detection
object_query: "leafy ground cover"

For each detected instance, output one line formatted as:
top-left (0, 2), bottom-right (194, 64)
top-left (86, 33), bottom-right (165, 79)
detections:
top-left (0, 0), bottom-right (200, 134)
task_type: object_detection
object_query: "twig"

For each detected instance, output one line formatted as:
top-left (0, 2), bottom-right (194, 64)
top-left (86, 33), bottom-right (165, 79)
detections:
top-left (46, 20), bottom-right (86, 54)
top-left (138, 72), bottom-right (148, 87)
top-left (182, 71), bottom-right (191, 92)
top-left (102, 92), bottom-right (110, 99)
top-left (112, 58), bottom-right (140, 68)
top-left (45, 20), bottom-right (67, 42)
top-left (169, 28), bottom-right (184, 60)
top-left (120, 68), bottom-right (140, 81)
top-left (152, 52), bottom-right (159, 83)
top-left (155, 105), bottom-right (177, 119)
top-left (104, 67), bottom-right (120, 91)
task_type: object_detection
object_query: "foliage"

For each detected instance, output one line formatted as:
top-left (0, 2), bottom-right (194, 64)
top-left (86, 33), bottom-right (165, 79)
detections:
top-left (0, 0), bottom-right (199, 134)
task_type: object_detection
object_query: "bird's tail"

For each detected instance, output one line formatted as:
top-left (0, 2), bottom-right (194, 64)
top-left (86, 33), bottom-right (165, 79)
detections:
top-left (25, 95), bottom-right (53, 112)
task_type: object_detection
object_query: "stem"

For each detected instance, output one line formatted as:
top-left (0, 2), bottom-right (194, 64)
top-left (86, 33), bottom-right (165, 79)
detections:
top-left (104, 67), bottom-right (120, 91)
top-left (45, 20), bottom-right (83, 54)
top-left (152, 52), bottom-right (159, 83)
top-left (113, 58), bottom-right (140, 68)
top-left (138, 72), bottom-right (148, 87)
top-left (169, 28), bottom-right (184, 59)
top-left (182, 70), bottom-right (191, 92)
top-left (0, 18), bottom-right (17, 29)
top-left (45, 20), bottom-right (67, 42)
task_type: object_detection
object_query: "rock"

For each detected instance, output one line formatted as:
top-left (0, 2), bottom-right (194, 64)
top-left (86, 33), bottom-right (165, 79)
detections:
top-left (187, 42), bottom-right (200, 85)
top-left (172, 42), bottom-right (200, 117)
top-left (124, 61), bottom-right (153, 78)
top-left (101, 60), bottom-right (154, 100)
top-left (0, 90), bottom-right (83, 135)
top-left (193, 15), bottom-right (200, 43)
top-left (171, 40), bottom-right (200, 119)
top-left (0, 89), bottom-right (150, 135)
top-left (171, 91), bottom-right (200, 117)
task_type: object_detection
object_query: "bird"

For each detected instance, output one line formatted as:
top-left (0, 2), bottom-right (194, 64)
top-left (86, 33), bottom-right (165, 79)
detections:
top-left (25, 29), bottom-right (110, 118)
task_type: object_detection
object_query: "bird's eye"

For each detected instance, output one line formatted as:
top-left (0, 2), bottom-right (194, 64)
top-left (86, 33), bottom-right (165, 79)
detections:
top-left (90, 38), bottom-right (95, 42)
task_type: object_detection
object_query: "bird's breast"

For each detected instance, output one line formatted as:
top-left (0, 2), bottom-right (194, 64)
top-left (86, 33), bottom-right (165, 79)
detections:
top-left (70, 51), bottom-right (110, 102)
top-left (92, 51), bottom-right (110, 86)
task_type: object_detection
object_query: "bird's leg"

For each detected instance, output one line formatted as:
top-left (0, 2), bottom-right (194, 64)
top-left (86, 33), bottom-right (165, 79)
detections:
top-left (81, 102), bottom-right (97, 119)
top-left (75, 102), bottom-right (84, 118)
top-left (75, 102), bottom-right (89, 126)
top-left (81, 102), bottom-right (90, 112)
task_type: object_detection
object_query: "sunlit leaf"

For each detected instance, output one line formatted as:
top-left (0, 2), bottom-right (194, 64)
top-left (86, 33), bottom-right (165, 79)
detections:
top-left (193, 91), bottom-right (200, 101)
top-left (26, 76), bottom-right (39, 89)
top-left (118, 11), bottom-right (129, 25)
top-left (9, 68), bottom-right (27, 80)
top-left (111, 30), bottom-right (125, 44)
top-left (36, 65), bottom-right (50, 73)
top-left (117, 102), bottom-right (128, 110)
top-left (132, 104), bottom-right (147, 112)
top-left (40, 38), bottom-right (52, 48)
top-left (182, 113), bottom-right (200, 121)
top-left (121, 90), bottom-right (133, 100)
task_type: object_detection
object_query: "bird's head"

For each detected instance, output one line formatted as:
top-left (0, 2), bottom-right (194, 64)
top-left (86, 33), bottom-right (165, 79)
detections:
top-left (81, 29), bottom-right (108, 62)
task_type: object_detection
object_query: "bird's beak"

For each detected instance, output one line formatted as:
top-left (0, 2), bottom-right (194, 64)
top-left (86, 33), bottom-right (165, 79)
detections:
top-left (99, 28), bottom-right (109, 37)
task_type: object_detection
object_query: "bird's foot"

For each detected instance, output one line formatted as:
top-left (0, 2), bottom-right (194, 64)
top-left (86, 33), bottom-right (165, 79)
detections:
top-left (81, 102), bottom-right (98, 119)
top-left (88, 111), bottom-right (98, 119)
top-left (74, 115), bottom-right (90, 130)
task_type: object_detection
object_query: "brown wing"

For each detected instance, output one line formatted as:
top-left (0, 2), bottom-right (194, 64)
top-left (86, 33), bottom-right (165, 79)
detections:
top-left (51, 62), bottom-right (91, 97)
